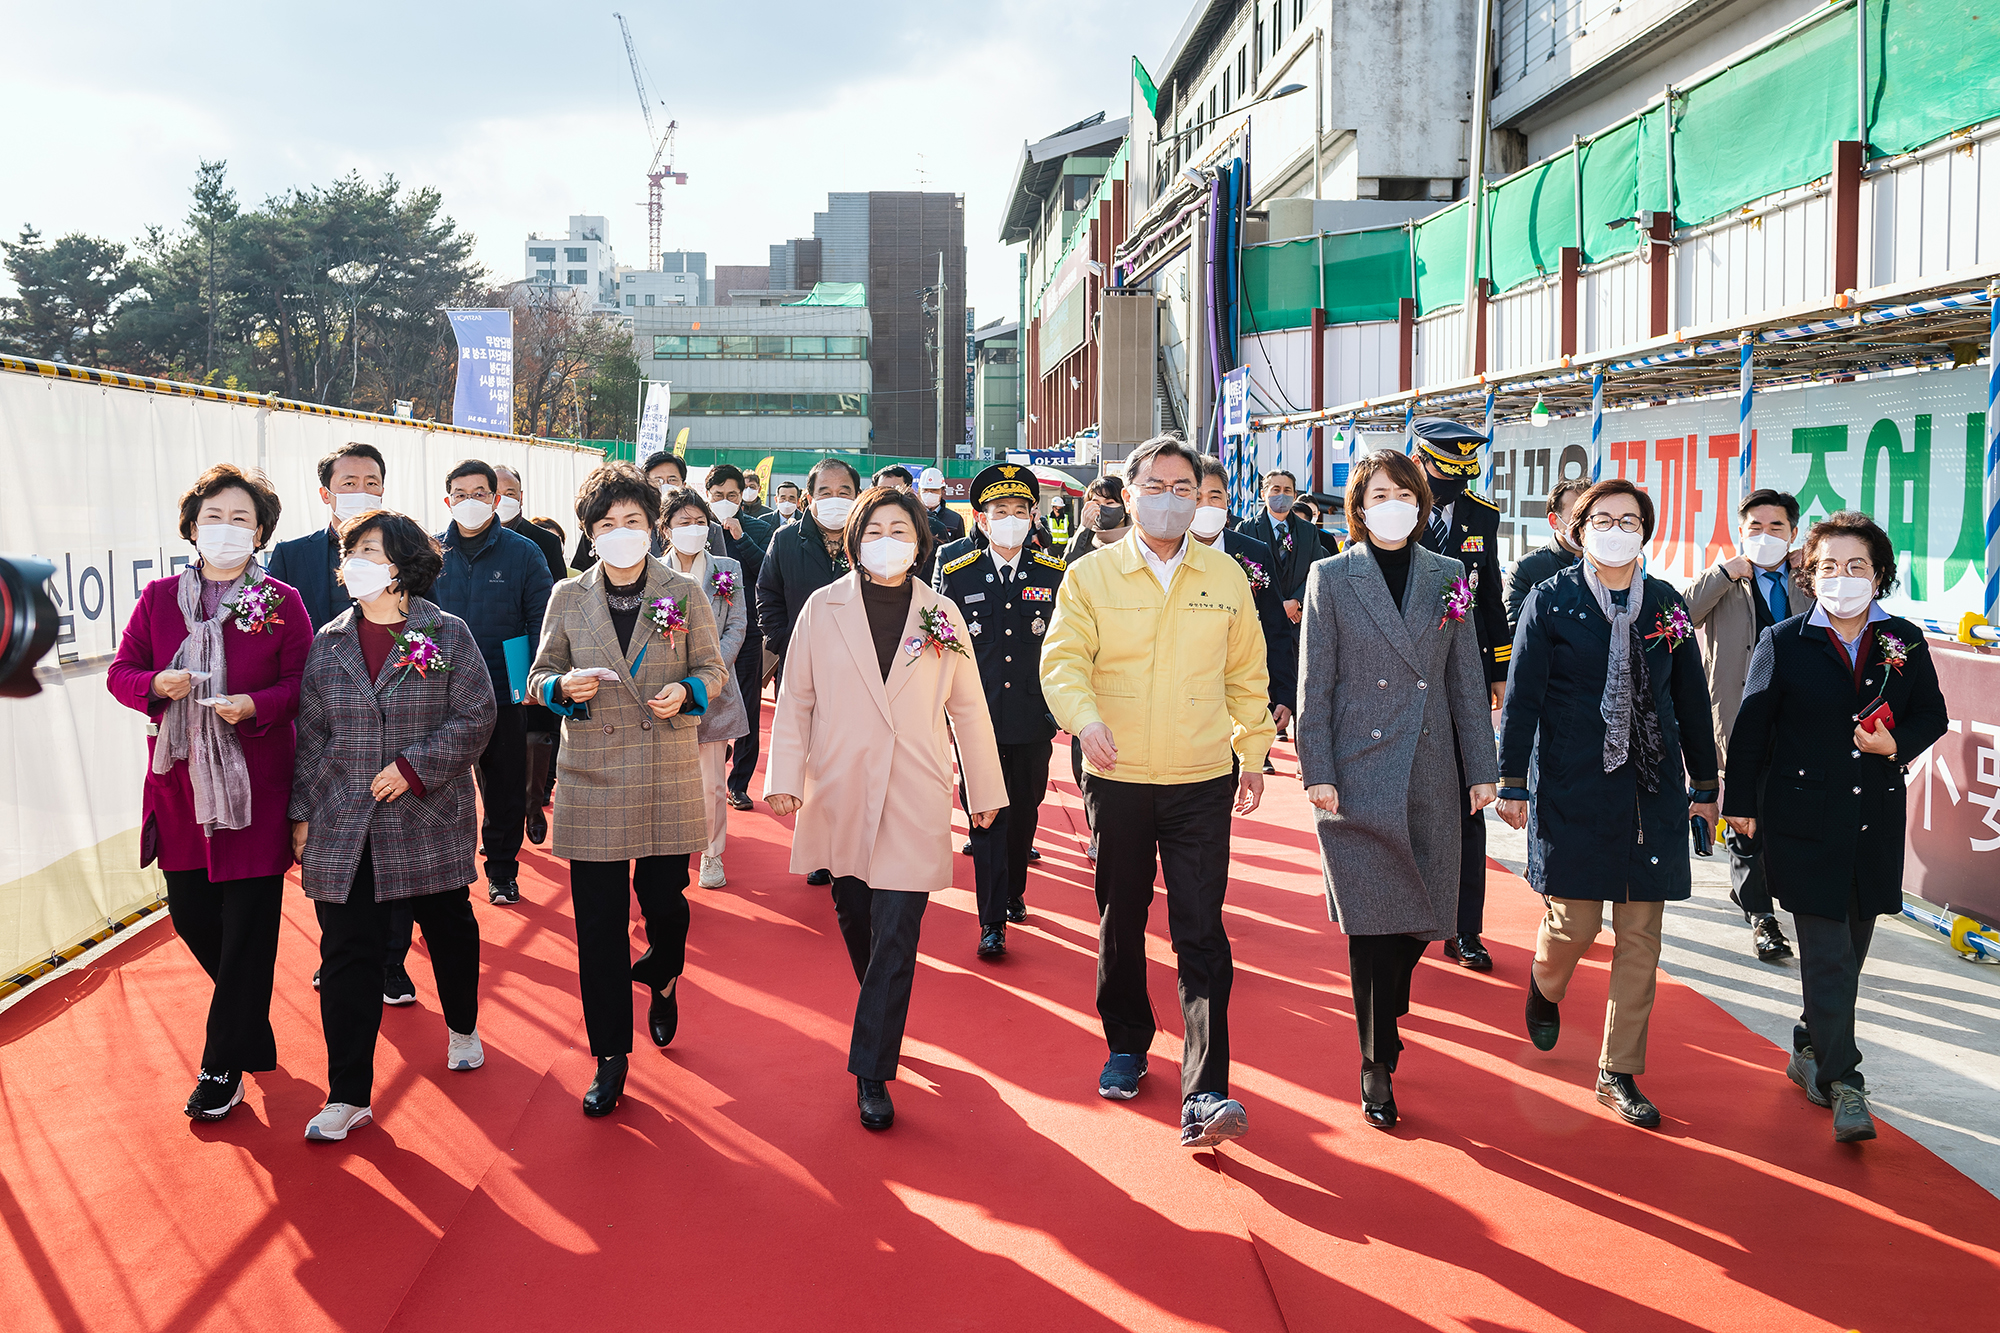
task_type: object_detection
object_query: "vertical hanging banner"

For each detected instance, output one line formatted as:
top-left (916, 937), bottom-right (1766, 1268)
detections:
top-left (635, 380), bottom-right (672, 458)
top-left (446, 309), bottom-right (515, 433)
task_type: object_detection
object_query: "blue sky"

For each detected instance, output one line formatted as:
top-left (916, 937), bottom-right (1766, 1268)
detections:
top-left (1, 0), bottom-right (1182, 322)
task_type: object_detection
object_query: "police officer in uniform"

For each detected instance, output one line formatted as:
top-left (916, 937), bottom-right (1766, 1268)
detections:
top-left (1413, 416), bottom-right (1511, 972)
top-left (932, 463), bottom-right (1064, 959)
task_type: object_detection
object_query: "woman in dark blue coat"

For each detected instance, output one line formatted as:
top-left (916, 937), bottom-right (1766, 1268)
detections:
top-left (1496, 478), bottom-right (1719, 1129)
top-left (1724, 512), bottom-right (1948, 1144)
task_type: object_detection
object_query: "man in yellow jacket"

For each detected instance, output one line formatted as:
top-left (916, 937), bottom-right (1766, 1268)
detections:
top-left (1040, 434), bottom-right (1274, 1148)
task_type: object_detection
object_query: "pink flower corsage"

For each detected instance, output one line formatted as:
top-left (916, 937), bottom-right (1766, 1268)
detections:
top-left (909, 605), bottom-right (969, 659)
top-left (1439, 575), bottom-right (1474, 629)
top-left (1236, 555), bottom-right (1271, 593)
top-left (225, 579), bottom-right (287, 636)
top-left (710, 567), bottom-right (737, 605)
top-left (1876, 631), bottom-right (1908, 674)
top-left (389, 628), bottom-right (451, 678)
top-left (1645, 603), bottom-right (1694, 652)
top-left (648, 595), bottom-right (688, 643)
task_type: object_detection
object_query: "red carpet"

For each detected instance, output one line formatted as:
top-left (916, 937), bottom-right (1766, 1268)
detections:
top-left (3, 713), bottom-right (1997, 1332)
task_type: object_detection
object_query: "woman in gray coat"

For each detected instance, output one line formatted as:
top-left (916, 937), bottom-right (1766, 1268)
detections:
top-left (1297, 450), bottom-right (1498, 1129)
top-left (659, 487), bottom-right (749, 889)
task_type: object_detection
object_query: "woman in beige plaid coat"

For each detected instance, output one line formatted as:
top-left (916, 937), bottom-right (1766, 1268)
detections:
top-left (528, 464), bottom-right (727, 1120)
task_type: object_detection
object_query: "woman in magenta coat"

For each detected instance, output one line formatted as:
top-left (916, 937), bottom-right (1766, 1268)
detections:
top-left (107, 463), bottom-right (312, 1123)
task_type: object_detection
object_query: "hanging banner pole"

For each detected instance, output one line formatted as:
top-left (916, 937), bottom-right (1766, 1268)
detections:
top-left (1985, 283), bottom-right (1999, 625)
top-left (1480, 388), bottom-right (1497, 495)
top-left (1589, 372), bottom-right (1605, 480)
top-left (1739, 332), bottom-right (1756, 500)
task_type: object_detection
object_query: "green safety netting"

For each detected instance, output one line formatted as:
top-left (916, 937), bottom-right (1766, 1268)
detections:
top-left (1240, 0), bottom-right (2000, 332)
top-left (784, 282), bottom-right (867, 307)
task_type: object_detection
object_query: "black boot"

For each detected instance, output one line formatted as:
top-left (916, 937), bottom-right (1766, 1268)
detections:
top-left (648, 979), bottom-right (679, 1048)
top-left (583, 1055), bottom-right (628, 1117)
top-left (857, 1077), bottom-right (895, 1130)
top-left (1360, 1061), bottom-right (1397, 1130)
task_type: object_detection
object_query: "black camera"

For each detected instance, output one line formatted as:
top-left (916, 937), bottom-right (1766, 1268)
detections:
top-left (1, 555), bottom-right (60, 698)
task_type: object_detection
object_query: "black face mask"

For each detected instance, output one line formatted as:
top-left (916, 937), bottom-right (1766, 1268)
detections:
top-left (1094, 503), bottom-right (1127, 531)
top-left (1428, 474), bottom-right (1467, 505)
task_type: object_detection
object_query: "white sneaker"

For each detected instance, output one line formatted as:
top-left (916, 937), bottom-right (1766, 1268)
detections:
top-left (699, 853), bottom-right (727, 888)
top-left (304, 1102), bottom-right (373, 1142)
top-left (446, 1028), bottom-right (485, 1071)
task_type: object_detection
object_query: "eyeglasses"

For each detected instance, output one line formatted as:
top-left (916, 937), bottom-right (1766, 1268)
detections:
top-left (449, 487), bottom-right (494, 503)
top-left (1812, 558), bottom-right (1875, 578)
top-left (1134, 479), bottom-right (1197, 499)
top-left (1585, 514), bottom-right (1644, 533)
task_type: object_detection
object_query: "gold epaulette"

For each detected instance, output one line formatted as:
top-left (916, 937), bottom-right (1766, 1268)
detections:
top-left (940, 550), bottom-right (981, 576)
top-left (1031, 551), bottom-right (1067, 571)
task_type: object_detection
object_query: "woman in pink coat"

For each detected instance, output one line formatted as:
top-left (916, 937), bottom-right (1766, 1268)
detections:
top-left (107, 463), bottom-right (312, 1123)
top-left (765, 487), bottom-right (1007, 1132)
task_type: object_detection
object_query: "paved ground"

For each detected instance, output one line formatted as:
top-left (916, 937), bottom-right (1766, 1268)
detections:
top-left (1484, 812), bottom-right (2000, 1197)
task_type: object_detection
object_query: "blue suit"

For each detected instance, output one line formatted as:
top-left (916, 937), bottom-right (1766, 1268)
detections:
top-left (265, 526), bottom-right (347, 631)
top-left (1219, 527), bottom-right (1295, 716)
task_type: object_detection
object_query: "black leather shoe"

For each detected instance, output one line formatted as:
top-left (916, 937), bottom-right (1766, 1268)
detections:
top-left (583, 1055), bottom-right (628, 1117)
top-left (1005, 896), bottom-right (1027, 924)
top-left (648, 981), bottom-right (679, 1048)
top-left (1444, 934), bottom-right (1494, 971)
top-left (960, 840), bottom-right (973, 856)
top-left (1525, 974), bottom-right (1560, 1051)
top-left (1360, 1061), bottom-right (1397, 1130)
top-left (1026, 847), bottom-right (1042, 862)
top-left (1595, 1072), bottom-right (1662, 1129)
top-left (806, 868), bottom-right (832, 886)
top-left (726, 789), bottom-right (754, 811)
top-left (1753, 915), bottom-right (1794, 963)
top-left (526, 809), bottom-right (547, 845)
top-left (857, 1077), bottom-right (894, 1130)
top-left (977, 925), bottom-right (1006, 959)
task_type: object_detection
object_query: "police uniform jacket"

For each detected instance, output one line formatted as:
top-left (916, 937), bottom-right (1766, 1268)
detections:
top-left (932, 535), bottom-right (1064, 746)
top-left (1419, 488), bottom-right (1511, 685)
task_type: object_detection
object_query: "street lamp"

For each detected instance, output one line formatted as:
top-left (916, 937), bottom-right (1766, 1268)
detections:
top-left (1166, 82), bottom-right (1307, 148)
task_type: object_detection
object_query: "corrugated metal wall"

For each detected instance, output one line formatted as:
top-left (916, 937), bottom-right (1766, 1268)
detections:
top-left (1862, 124), bottom-right (2000, 290)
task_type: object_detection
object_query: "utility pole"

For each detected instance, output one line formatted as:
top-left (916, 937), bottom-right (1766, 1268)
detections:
top-left (935, 251), bottom-right (947, 470)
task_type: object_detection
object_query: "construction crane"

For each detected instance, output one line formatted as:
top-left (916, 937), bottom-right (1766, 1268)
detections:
top-left (614, 11), bottom-right (686, 272)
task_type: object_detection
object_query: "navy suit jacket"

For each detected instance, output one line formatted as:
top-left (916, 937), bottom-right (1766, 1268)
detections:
top-left (265, 526), bottom-right (348, 631)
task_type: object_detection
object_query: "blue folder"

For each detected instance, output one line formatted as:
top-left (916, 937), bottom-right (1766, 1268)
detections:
top-left (501, 635), bottom-right (532, 704)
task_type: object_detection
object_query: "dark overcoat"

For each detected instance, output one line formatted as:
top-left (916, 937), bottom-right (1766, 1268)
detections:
top-left (289, 599), bottom-right (497, 902)
top-left (1498, 565), bottom-right (1719, 902)
top-left (1297, 544), bottom-right (1499, 937)
top-left (1723, 612), bottom-right (1949, 920)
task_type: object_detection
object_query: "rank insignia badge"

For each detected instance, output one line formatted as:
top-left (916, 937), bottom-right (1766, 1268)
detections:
top-left (1018, 585), bottom-right (1053, 602)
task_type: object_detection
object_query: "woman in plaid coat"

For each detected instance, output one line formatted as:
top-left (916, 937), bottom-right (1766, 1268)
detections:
top-left (528, 464), bottom-right (728, 1120)
top-left (290, 512), bottom-right (497, 1143)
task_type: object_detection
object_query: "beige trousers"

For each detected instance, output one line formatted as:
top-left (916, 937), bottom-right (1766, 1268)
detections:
top-left (1531, 897), bottom-right (1665, 1075)
top-left (698, 741), bottom-right (729, 858)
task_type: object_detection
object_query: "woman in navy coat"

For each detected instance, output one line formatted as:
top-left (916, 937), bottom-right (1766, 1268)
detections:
top-left (1725, 512), bottom-right (1948, 1143)
top-left (1496, 478), bottom-right (1719, 1129)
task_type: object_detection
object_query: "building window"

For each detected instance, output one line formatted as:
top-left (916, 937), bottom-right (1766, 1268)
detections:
top-left (651, 334), bottom-right (869, 360)
top-left (1294, 0), bottom-right (1304, 25)
top-left (645, 294), bottom-right (655, 305)
top-left (625, 294), bottom-right (636, 307)
top-left (1222, 69), bottom-right (1231, 114)
top-left (565, 247), bottom-right (588, 262)
top-left (567, 269), bottom-right (589, 285)
top-left (1238, 47), bottom-right (1248, 96)
top-left (667, 391), bottom-right (869, 417)
top-left (535, 269), bottom-right (556, 282)
top-left (529, 247), bottom-right (555, 262)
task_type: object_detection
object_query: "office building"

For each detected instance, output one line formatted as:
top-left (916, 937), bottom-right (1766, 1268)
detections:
top-left (971, 318), bottom-right (1020, 461)
top-left (524, 215), bottom-right (619, 311)
top-left (620, 250), bottom-right (710, 309)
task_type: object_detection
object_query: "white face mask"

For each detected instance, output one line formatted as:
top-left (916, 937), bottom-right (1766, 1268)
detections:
top-left (340, 557), bottom-right (396, 603)
top-left (1188, 505), bottom-right (1230, 539)
top-left (332, 491), bottom-right (381, 523)
top-left (709, 498), bottom-right (740, 523)
top-left (450, 498), bottom-right (494, 529)
top-left (1583, 524), bottom-right (1646, 567)
top-left (812, 496), bottom-right (855, 529)
top-left (592, 526), bottom-right (651, 569)
top-left (1741, 532), bottom-right (1790, 569)
top-left (743, 489), bottom-right (760, 505)
top-left (495, 496), bottom-right (523, 524)
top-left (859, 535), bottom-right (917, 579)
top-left (668, 524), bottom-right (710, 555)
top-left (1816, 576), bottom-right (1875, 619)
top-left (920, 490), bottom-right (942, 509)
top-left (985, 514), bottom-right (1033, 549)
top-left (1363, 499), bottom-right (1420, 543)
top-left (776, 500), bottom-right (798, 518)
top-left (196, 522), bottom-right (257, 567)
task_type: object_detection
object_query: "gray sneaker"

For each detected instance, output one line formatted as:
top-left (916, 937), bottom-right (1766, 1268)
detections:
top-left (1786, 1047), bottom-right (1830, 1108)
top-left (1180, 1092), bottom-right (1248, 1147)
top-left (1830, 1084), bottom-right (1877, 1143)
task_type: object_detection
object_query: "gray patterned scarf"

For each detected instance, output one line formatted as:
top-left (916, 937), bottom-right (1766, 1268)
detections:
top-left (151, 564), bottom-right (256, 834)
top-left (1583, 563), bottom-right (1663, 792)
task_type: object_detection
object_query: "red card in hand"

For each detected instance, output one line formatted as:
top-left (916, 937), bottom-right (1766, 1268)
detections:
top-left (1856, 700), bottom-right (1895, 734)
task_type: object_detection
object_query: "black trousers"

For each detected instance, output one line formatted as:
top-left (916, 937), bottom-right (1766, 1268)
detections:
top-left (162, 869), bottom-right (283, 1073)
top-left (965, 740), bottom-right (1052, 926)
top-left (1794, 881), bottom-right (1876, 1093)
top-left (1452, 732), bottom-right (1487, 936)
top-left (570, 855), bottom-right (691, 1056)
top-left (316, 845), bottom-right (481, 1107)
top-left (1725, 823), bottom-right (1776, 918)
top-left (1348, 933), bottom-right (1430, 1068)
top-left (473, 701), bottom-right (527, 884)
top-left (831, 877), bottom-right (929, 1081)
top-left (726, 653), bottom-right (763, 794)
top-left (1083, 773), bottom-right (1235, 1099)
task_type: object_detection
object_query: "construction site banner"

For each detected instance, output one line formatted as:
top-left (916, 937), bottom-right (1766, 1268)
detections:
top-left (0, 364), bottom-right (602, 988)
top-left (447, 309), bottom-right (514, 433)
top-left (1481, 365), bottom-right (1990, 624)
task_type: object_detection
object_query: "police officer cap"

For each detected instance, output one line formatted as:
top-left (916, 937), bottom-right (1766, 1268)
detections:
top-left (1411, 416), bottom-right (1488, 477)
top-left (971, 462), bottom-right (1039, 508)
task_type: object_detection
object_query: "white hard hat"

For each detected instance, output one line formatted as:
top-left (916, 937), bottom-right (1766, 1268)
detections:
top-left (917, 467), bottom-right (946, 489)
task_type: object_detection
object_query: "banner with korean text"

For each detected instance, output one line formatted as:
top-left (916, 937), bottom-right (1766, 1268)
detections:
top-left (447, 309), bottom-right (514, 433)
